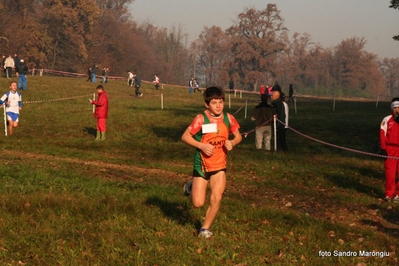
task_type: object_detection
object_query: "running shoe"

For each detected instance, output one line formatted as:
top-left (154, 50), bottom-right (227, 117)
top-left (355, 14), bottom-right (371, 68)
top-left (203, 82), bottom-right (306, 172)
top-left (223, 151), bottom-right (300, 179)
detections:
top-left (183, 179), bottom-right (192, 196)
top-left (198, 228), bottom-right (213, 238)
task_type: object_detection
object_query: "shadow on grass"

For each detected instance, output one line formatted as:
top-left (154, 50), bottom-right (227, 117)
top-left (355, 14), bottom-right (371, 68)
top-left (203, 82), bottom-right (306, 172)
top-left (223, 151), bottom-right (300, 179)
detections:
top-left (360, 218), bottom-right (399, 238)
top-left (323, 173), bottom-right (381, 197)
top-left (151, 125), bottom-right (186, 141)
top-left (145, 196), bottom-right (200, 227)
top-left (83, 127), bottom-right (96, 137)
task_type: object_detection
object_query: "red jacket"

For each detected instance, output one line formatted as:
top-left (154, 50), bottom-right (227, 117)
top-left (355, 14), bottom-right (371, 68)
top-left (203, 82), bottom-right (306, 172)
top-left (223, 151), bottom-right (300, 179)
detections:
top-left (92, 90), bottom-right (108, 119)
top-left (260, 85), bottom-right (266, 95)
top-left (380, 114), bottom-right (399, 150)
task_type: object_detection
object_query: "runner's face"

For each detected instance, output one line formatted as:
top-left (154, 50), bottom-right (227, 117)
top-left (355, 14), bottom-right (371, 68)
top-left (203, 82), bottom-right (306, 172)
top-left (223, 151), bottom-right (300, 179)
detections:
top-left (10, 82), bottom-right (17, 92)
top-left (206, 98), bottom-right (224, 116)
top-left (393, 107), bottom-right (399, 116)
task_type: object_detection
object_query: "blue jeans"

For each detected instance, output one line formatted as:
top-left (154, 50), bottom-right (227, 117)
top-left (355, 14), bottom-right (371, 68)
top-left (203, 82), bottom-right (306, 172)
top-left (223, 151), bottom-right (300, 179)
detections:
top-left (18, 74), bottom-right (27, 90)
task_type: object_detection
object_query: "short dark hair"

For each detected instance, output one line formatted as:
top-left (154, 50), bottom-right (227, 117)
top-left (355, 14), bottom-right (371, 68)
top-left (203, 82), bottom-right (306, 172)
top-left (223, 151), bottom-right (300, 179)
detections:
top-left (391, 97), bottom-right (399, 103)
top-left (203, 86), bottom-right (224, 105)
top-left (96, 85), bottom-right (104, 90)
top-left (261, 94), bottom-right (268, 102)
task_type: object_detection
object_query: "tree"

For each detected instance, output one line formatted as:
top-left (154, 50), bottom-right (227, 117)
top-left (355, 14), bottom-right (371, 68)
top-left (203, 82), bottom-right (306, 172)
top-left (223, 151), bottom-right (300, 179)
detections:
top-left (379, 57), bottom-right (399, 96)
top-left (390, 0), bottom-right (399, 40)
top-left (332, 37), bottom-right (383, 95)
top-left (38, 0), bottom-right (101, 70)
top-left (226, 4), bottom-right (287, 91)
top-left (192, 26), bottom-right (230, 86)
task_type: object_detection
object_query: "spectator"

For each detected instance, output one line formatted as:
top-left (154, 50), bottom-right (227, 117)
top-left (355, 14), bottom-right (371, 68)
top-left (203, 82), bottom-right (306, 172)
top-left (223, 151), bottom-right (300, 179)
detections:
top-left (271, 81), bottom-right (282, 93)
top-left (229, 79), bottom-right (234, 93)
top-left (380, 97), bottom-right (399, 202)
top-left (133, 73), bottom-right (143, 97)
top-left (89, 85), bottom-right (109, 141)
top-left (193, 78), bottom-right (201, 93)
top-left (91, 64), bottom-right (98, 82)
top-left (281, 93), bottom-right (289, 151)
top-left (16, 59), bottom-right (28, 90)
top-left (270, 90), bottom-right (286, 151)
top-left (127, 71), bottom-right (134, 87)
top-left (4, 55), bottom-right (14, 79)
top-left (188, 77), bottom-right (194, 94)
top-left (153, 74), bottom-right (160, 90)
top-left (251, 94), bottom-right (276, 150)
top-left (288, 84), bottom-right (294, 103)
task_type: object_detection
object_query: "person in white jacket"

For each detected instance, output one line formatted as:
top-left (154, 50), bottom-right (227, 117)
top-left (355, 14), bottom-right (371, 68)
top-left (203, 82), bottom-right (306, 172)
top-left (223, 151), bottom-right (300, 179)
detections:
top-left (4, 54), bottom-right (14, 79)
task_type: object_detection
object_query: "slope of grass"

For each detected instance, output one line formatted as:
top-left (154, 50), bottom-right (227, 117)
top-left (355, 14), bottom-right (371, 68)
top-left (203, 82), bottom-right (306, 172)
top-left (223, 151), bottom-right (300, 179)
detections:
top-left (0, 76), bottom-right (397, 265)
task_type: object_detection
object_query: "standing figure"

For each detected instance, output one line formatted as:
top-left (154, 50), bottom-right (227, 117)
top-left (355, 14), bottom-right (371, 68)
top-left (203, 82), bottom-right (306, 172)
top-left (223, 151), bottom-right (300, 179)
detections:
top-left (127, 71), bottom-right (134, 87)
top-left (0, 81), bottom-right (22, 135)
top-left (16, 59), bottom-right (28, 90)
top-left (89, 85), bottom-right (109, 141)
top-left (153, 74), bottom-right (160, 90)
top-left (188, 77), bottom-right (194, 94)
top-left (91, 65), bottom-right (98, 82)
top-left (281, 93), bottom-right (289, 151)
top-left (271, 81), bottom-right (282, 93)
top-left (380, 97), bottom-right (399, 202)
top-left (86, 67), bottom-right (92, 82)
top-left (181, 86), bottom-right (242, 238)
top-left (259, 84), bottom-right (266, 95)
top-left (13, 54), bottom-right (21, 73)
top-left (229, 79), bottom-right (234, 93)
top-left (101, 67), bottom-right (106, 83)
top-left (193, 78), bottom-right (201, 93)
top-left (133, 73), bottom-right (143, 97)
top-left (267, 85), bottom-right (272, 102)
top-left (104, 68), bottom-right (109, 83)
top-left (251, 94), bottom-right (276, 150)
top-left (288, 84), bottom-right (294, 103)
top-left (4, 55), bottom-right (14, 79)
top-left (270, 90), bottom-right (286, 151)
top-left (1, 55), bottom-right (6, 78)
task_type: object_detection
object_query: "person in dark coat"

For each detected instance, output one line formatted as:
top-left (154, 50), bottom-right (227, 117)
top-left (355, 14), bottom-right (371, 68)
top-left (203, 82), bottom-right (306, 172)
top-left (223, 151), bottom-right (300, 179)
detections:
top-left (271, 81), bottom-right (282, 93)
top-left (16, 59), bottom-right (28, 90)
top-left (270, 90), bottom-right (286, 151)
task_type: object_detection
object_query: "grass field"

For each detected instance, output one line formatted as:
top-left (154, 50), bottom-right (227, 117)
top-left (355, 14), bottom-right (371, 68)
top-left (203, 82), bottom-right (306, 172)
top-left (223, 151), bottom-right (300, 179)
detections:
top-left (0, 75), bottom-right (397, 265)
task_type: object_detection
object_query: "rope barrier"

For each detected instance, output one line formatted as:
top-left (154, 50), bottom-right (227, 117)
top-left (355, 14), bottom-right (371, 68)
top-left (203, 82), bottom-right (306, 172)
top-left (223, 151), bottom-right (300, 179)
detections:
top-left (23, 94), bottom-right (93, 104)
top-left (278, 117), bottom-right (395, 160)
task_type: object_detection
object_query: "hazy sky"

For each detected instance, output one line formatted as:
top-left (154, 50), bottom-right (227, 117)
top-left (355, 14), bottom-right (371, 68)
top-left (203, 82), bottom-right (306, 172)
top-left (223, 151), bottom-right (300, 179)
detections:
top-left (129, 0), bottom-right (399, 59)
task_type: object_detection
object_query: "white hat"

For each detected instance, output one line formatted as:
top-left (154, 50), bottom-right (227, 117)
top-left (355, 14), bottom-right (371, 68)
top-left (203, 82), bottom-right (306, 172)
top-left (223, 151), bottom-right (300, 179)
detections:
top-left (20, 59), bottom-right (24, 63)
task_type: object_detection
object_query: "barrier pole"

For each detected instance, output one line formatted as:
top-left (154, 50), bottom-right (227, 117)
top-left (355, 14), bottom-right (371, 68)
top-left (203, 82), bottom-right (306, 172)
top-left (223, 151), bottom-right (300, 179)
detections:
top-left (92, 93), bottom-right (95, 113)
top-left (3, 105), bottom-right (7, 136)
top-left (294, 96), bottom-right (297, 114)
top-left (229, 94), bottom-right (231, 109)
top-left (333, 97), bottom-right (336, 111)
top-left (376, 96), bottom-right (379, 108)
top-left (273, 115), bottom-right (277, 151)
top-left (244, 99), bottom-right (248, 119)
top-left (161, 93), bottom-right (164, 110)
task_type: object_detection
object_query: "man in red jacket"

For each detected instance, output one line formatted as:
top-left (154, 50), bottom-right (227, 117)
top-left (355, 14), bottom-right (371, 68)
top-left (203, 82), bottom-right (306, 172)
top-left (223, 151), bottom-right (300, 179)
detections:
top-left (89, 85), bottom-right (109, 140)
top-left (380, 97), bottom-right (399, 202)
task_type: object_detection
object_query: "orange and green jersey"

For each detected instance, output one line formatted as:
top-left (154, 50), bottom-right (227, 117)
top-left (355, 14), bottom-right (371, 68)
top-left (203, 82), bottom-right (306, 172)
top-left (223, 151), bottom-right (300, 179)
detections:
top-left (188, 110), bottom-right (240, 176)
